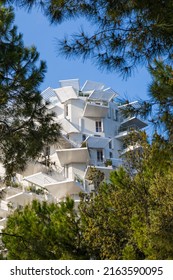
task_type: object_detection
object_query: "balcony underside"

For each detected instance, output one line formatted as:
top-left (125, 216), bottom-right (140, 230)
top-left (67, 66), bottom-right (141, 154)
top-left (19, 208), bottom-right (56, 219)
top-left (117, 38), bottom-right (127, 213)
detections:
top-left (120, 144), bottom-right (142, 155)
top-left (56, 147), bottom-right (90, 165)
top-left (84, 165), bottom-right (113, 180)
top-left (115, 130), bottom-right (130, 140)
top-left (87, 136), bottom-right (110, 148)
top-left (83, 102), bottom-right (108, 117)
top-left (120, 117), bottom-right (147, 129)
top-left (45, 180), bottom-right (84, 200)
top-left (5, 192), bottom-right (45, 206)
top-left (60, 118), bottom-right (79, 134)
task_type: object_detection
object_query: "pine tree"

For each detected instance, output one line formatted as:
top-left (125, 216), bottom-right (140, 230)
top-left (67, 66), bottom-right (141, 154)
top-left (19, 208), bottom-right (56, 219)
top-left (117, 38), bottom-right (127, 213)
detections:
top-left (79, 134), bottom-right (173, 259)
top-left (0, 5), bottom-right (61, 179)
top-left (6, 0), bottom-right (173, 76)
top-left (1, 198), bottom-right (88, 259)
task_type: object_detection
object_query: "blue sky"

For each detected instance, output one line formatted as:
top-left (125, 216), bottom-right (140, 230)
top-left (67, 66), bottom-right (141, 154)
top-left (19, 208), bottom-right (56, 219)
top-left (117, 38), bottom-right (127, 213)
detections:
top-left (14, 7), bottom-right (151, 101)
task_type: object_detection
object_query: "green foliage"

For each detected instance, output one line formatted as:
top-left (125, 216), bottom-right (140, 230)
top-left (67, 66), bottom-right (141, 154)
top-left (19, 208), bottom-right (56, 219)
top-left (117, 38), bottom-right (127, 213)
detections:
top-left (2, 198), bottom-right (88, 259)
top-left (104, 159), bottom-right (112, 166)
top-left (79, 178), bottom-right (135, 259)
top-left (79, 135), bottom-right (173, 260)
top-left (7, 0), bottom-right (173, 76)
top-left (87, 167), bottom-right (104, 192)
top-left (0, 5), bottom-right (61, 179)
top-left (2, 136), bottom-right (173, 260)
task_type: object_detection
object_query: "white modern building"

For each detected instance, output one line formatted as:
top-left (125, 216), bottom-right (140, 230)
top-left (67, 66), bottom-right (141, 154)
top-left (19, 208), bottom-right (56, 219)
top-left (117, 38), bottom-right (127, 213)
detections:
top-left (0, 79), bottom-right (147, 228)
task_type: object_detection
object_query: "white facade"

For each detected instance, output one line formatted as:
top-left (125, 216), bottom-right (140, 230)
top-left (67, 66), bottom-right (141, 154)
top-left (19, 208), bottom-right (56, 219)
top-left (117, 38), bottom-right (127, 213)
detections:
top-left (0, 79), bottom-right (147, 228)
top-left (35, 79), bottom-right (147, 197)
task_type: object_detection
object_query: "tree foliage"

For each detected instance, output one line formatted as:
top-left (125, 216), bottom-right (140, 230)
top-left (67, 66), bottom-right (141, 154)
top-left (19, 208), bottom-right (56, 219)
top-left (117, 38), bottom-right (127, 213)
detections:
top-left (1, 198), bottom-right (88, 259)
top-left (6, 0), bottom-right (173, 76)
top-left (0, 5), bottom-right (61, 179)
top-left (86, 167), bottom-right (105, 192)
top-left (79, 133), bottom-right (173, 259)
top-left (2, 132), bottom-right (173, 260)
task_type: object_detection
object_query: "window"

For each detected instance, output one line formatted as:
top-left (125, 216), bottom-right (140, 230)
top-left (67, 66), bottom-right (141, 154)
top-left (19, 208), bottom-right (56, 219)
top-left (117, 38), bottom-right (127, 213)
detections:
top-left (97, 150), bottom-right (103, 162)
top-left (107, 108), bottom-right (111, 118)
top-left (82, 134), bottom-right (86, 141)
top-left (109, 140), bottom-right (112, 149)
top-left (65, 104), bottom-right (69, 117)
top-left (114, 109), bottom-right (119, 121)
top-left (109, 152), bottom-right (113, 158)
top-left (95, 121), bottom-right (102, 132)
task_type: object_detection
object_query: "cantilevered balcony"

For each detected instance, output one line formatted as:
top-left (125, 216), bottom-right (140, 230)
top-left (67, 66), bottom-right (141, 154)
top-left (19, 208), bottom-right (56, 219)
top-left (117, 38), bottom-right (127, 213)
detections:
top-left (44, 180), bottom-right (84, 201)
top-left (86, 136), bottom-right (110, 149)
top-left (24, 172), bottom-right (64, 187)
top-left (84, 165), bottom-right (113, 180)
top-left (56, 147), bottom-right (90, 166)
top-left (60, 118), bottom-right (79, 134)
top-left (120, 116), bottom-right (147, 129)
top-left (83, 101), bottom-right (109, 118)
top-left (115, 124), bottom-right (142, 140)
top-left (120, 143), bottom-right (142, 155)
top-left (24, 172), bottom-right (84, 201)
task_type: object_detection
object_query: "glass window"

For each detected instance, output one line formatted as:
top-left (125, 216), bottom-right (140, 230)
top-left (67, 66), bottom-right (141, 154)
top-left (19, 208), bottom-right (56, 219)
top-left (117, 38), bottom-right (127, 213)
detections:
top-left (107, 108), bottom-right (111, 118)
top-left (65, 104), bottom-right (68, 117)
top-left (95, 121), bottom-right (102, 132)
top-left (97, 150), bottom-right (103, 162)
top-left (109, 152), bottom-right (113, 158)
top-left (114, 109), bottom-right (119, 121)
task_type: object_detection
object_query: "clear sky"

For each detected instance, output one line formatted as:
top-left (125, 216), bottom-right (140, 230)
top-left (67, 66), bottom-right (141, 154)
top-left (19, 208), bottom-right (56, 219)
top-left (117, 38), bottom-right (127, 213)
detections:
top-left (14, 7), bottom-right (151, 101)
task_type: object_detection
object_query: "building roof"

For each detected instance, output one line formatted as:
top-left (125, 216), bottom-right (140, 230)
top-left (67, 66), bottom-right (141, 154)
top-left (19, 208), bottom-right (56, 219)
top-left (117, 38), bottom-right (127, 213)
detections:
top-left (41, 87), bottom-right (59, 104)
top-left (89, 88), bottom-right (117, 102)
top-left (59, 79), bottom-right (80, 91)
top-left (81, 80), bottom-right (105, 92)
top-left (54, 86), bottom-right (77, 103)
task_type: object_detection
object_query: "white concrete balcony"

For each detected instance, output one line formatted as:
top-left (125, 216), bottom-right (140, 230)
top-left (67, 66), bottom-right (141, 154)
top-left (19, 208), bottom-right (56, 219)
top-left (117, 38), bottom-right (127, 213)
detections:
top-left (86, 136), bottom-right (110, 149)
top-left (120, 116), bottom-right (147, 130)
top-left (24, 172), bottom-right (64, 187)
top-left (115, 124), bottom-right (142, 140)
top-left (56, 147), bottom-right (90, 166)
top-left (83, 101), bottom-right (109, 118)
top-left (24, 172), bottom-right (84, 201)
top-left (59, 118), bottom-right (79, 134)
top-left (85, 164), bottom-right (113, 176)
top-left (89, 158), bottom-right (105, 167)
top-left (120, 143), bottom-right (142, 155)
top-left (88, 157), bottom-right (123, 168)
top-left (46, 181), bottom-right (84, 201)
